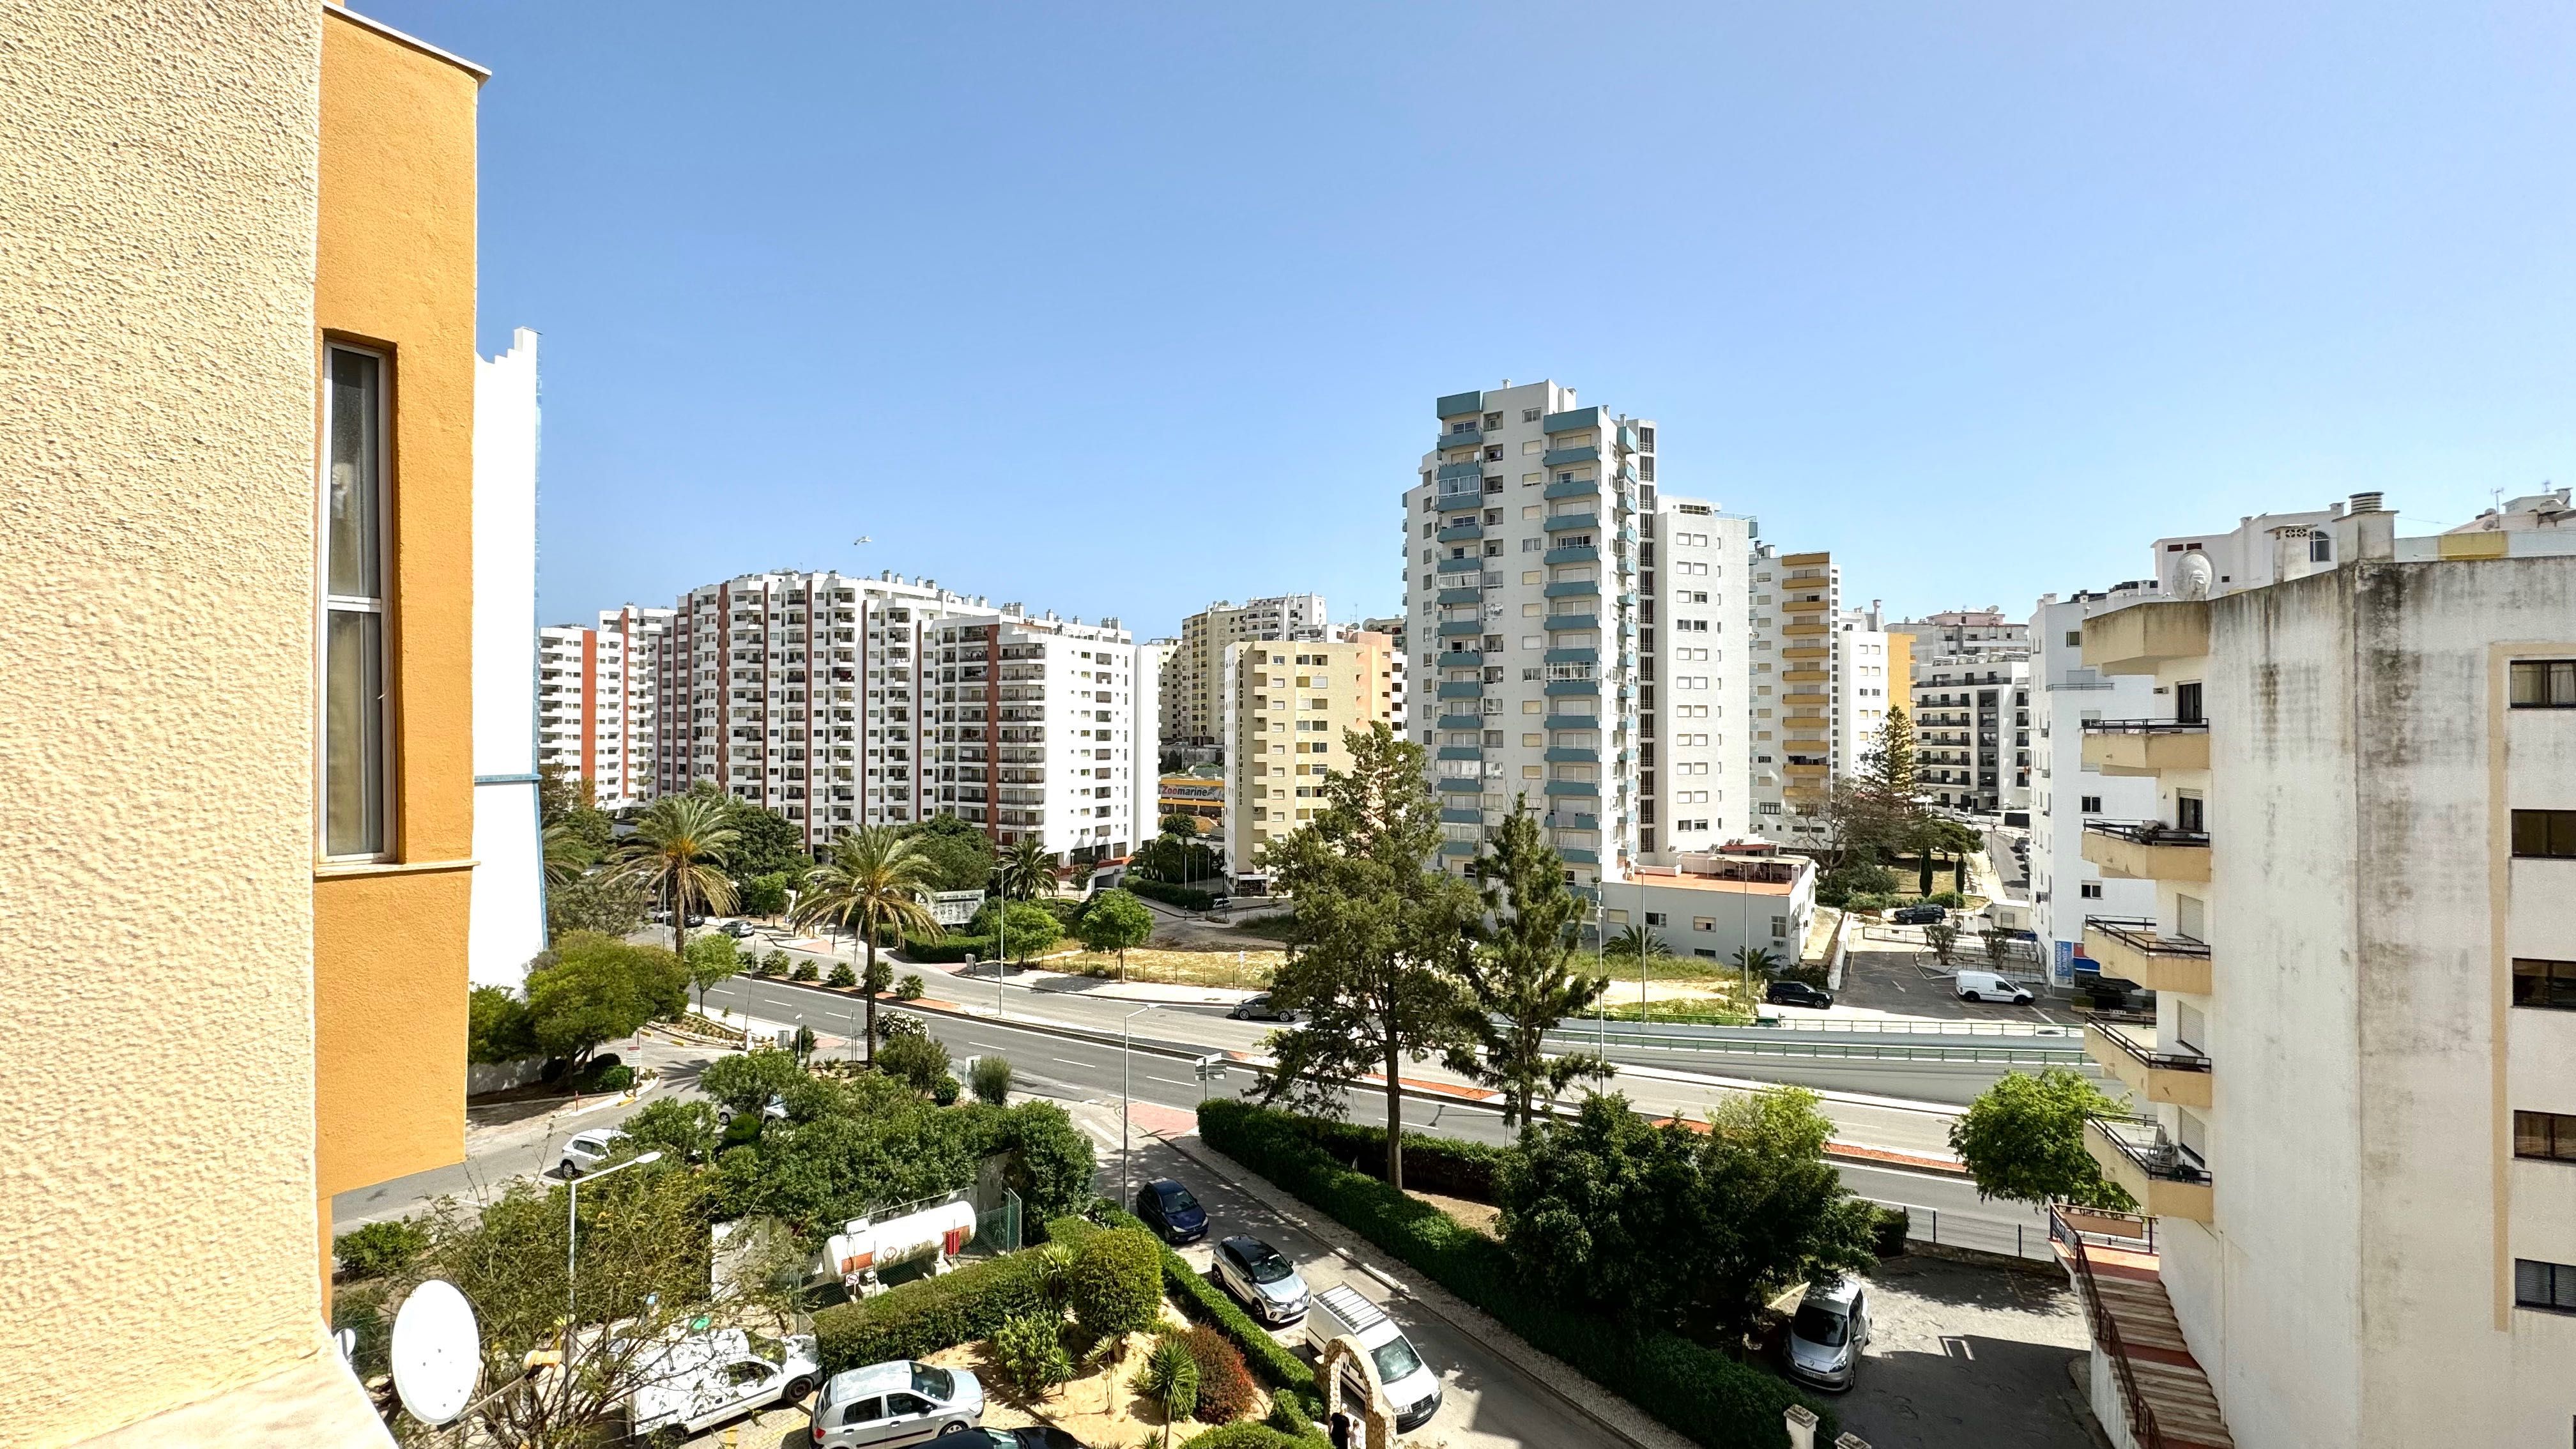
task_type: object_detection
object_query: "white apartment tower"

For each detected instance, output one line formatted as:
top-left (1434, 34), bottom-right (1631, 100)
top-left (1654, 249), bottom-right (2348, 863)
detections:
top-left (926, 608), bottom-right (1151, 858)
top-left (2060, 493), bottom-right (2576, 1448)
top-left (2025, 590), bottom-right (2160, 985)
top-left (1405, 380), bottom-right (1748, 889)
top-left (1894, 608), bottom-right (2033, 817)
top-left (533, 604), bottom-right (672, 808)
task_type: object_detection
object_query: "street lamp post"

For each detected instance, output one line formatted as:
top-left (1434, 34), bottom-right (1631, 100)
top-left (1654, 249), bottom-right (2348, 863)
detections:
top-left (1121, 1004), bottom-right (1151, 1211)
top-left (567, 1151), bottom-right (663, 1331)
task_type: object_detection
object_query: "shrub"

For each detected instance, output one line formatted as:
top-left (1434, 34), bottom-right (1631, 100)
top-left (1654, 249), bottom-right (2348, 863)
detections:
top-left (990, 1310), bottom-right (1074, 1399)
top-left (790, 959), bottom-right (820, 982)
top-left (931, 1074), bottom-right (961, 1107)
top-left (970, 1055), bottom-right (1013, 1106)
top-left (1927, 890), bottom-right (1966, 908)
top-left (1844, 892), bottom-right (1896, 914)
top-left (900, 933), bottom-right (993, 965)
top-left (997, 1107), bottom-right (1097, 1223)
top-left (333, 1218), bottom-right (427, 1280)
top-left (827, 962), bottom-right (857, 988)
top-left (1183, 1427), bottom-right (1321, 1449)
top-left (1126, 878), bottom-right (1215, 911)
top-left (1873, 1205), bottom-right (1911, 1257)
top-left (1068, 1226), bottom-right (1164, 1343)
top-left (1197, 1100), bottom-right (1831, 1449)
top-left (1097, 1208), bottom-right (1314, 1397)
top-left (582, 1062), bottom-right (636, 1092)
top-left (1136, 1334), bottom-right (1200, 1432)
top-left (1243, 1115), bottom-right (1509, 1203)
top-left (751, 952), bottom-right (786, 978)
top-left (875, 1032), bottom-right (951, 1095)
top-left (896, 974), bottom-right (926, 1000)
top-left (813, 1246), bottom-right (1054, 1371)
top-left (620, 1097), bottom-right (720, 1164)
top-left (1183, 1324), bottom-right (1255, 1423)
top-left (466, 985), bottom-right (536, 1066)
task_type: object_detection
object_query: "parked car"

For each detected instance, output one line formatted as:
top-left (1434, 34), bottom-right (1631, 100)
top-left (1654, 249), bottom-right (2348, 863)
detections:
top-left (927, 1427), bottom-right (1087, 1449)
top-left (1213, 1235), bottom-right (1309, 1324)
top-left (718, 919), bottom-right (758, 939)
top-left (1133, 1179), bottom-right (1208, 1245)
top-left (718, 1093), bottom-right (789, 1130)
top-left (1765, 979), bottom-right (1833, 1009)
top-left (810, 1360), bottom-right (983, 1448)
top-left (1784, 1275), bottom-right (1871, 1391)
top-left (1307, 1284), bottom-right (1441, 1431)
top-left (1954, 970), bottom-right (2034, 1005)
top-left (1890, 903), bottom-right (1946, 925)
top-left (684, 913), bottom-right (709, 927)
top-left (625, 1327), bottom-right (818, 1443)
top-left (1227, 993), bottom-right (1302, 1022)
top-left (558, 1128), bottom-right (627, 1179)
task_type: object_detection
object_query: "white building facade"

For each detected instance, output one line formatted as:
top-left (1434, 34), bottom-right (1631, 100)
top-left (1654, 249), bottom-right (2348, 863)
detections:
top-left (534, 605), bottom-right (671, 809)
top-left (2066, 493), bottom-right (2576, 1448)
top-left (1897, 609), bottom-right (2032, 818)
top-left (468, 328), bottom-right (546, 986)
top-left (2025, 590), bottom-right (2159, 986)
top-left (928, 608), bottom-right (1153, 859)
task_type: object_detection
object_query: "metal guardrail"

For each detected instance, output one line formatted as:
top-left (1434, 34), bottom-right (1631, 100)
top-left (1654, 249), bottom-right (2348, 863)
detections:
top-left (1750, 1016), bottom-right (2076, 1038)
top-left (1862, 1196), bottom-right (2054, 1262)
top-left (2051, 1204), bottom-right (2169, 1449)
top-left (2084, 916), bottom-right (2212, 958)
top-left (1545, 1029), bottom-right (2085, 1064)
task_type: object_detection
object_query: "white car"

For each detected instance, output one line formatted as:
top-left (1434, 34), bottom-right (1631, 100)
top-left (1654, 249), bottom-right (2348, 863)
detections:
top-left (558, 1128), bottom-right (627, 1178)
top-left (811, 1360), bottom-right (984, 1447)
top-left (1784, 1276), bottom-right (1871, 1391)
top-left (1954, 970), bottom-right (2034, 1005)
top-left (628, 1327), bottom-right (820, 1442)
top-left (1213, 1235), bottom-right (1308, 1324)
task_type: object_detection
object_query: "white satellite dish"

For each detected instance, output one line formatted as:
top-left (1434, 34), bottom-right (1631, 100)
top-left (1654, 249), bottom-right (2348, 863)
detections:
top-left (389, 1278), bottom-right (482, 1426)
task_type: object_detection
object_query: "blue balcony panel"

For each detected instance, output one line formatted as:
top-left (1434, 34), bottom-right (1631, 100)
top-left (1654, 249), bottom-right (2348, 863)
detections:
top-left (1545, 648), bottom-right (1599, 666)
top-left (1558, 847), bottom-right (1600, 865)
top-left (1542, 613), bottom-right (1598, 632)
top-left (1544, 678), bottom-right (1600, 697)
top-left (1544, 546), bottom-right (1600, 566)
top-left (1543, 779), bottom-right (1602, 797)
top-left (1435, 459), bottom-right (1485, 482)
top-left (1544, 513), bottom-right (1600, 533)
top-left (1544, 580), bottom-right (1601, 599)
top-left (1436, 679), bottom-right (1485, 699)
top-left (1543, 406), bottom-right (1604, 434)
top-left (1542, 714), bottom-right (1600, 732)
top-left (1437, 777), bottom-right (1484, 794)
top-left (1435, 428), bottom-right (1483, 452)
top-left (1544, 746), bottom-right (1600, 763)
top-left (1436, 620), bottom-right (1484, 638)
top-left (1436, 712), bottom-right (1484, 732)
top-left (1440, 839), bottom-right (1478, 856)
top-left (1435, 586), bottom-right (1483, 606)
top-left (1542, 447), bottom-right (1598, 468)
top-left (1436, 522), bottom-right (1484, 544)
top-left (1436, 390), bottom-right (1485, 418)
top-left (1436, 746), bottom-right (1485, 762)
top-left (1543, 478), bottom-right (1600, 502)
top-left (1437, 650), bottom-right (1485, 669)
top-left (1436, 554), bottom-right (1486, 575)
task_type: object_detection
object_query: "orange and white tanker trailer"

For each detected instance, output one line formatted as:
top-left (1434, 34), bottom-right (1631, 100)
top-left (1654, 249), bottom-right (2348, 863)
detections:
top-left (824, 1200), bottom-right (977, 1298)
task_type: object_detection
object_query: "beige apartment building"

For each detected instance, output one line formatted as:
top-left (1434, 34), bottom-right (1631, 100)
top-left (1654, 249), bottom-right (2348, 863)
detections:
top-left (2061, 493), bottom-right (2576, 1448)
top-left (1218, 631), bottom-right (1397, 873)
top-left (1163, 594), bottom-right (1330, 758)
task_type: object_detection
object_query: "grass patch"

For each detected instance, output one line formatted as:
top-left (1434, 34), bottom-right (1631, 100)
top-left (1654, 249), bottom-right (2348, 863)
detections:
top-left (1227, 912), bottom-right (1296, 942)
top-left (1601, 1000), bottom-right (1759, 1027)
top-left (1056, 948), bottom-right (1280, 989)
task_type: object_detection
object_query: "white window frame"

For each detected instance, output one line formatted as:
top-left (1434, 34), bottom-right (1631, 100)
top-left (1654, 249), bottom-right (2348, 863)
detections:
top-left (318, 341), bottom-right (394, 861)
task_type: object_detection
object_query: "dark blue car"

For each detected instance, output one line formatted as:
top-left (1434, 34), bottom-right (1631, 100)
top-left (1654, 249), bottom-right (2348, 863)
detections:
top-left (1135, 1179), bottom-right (1208, 1244)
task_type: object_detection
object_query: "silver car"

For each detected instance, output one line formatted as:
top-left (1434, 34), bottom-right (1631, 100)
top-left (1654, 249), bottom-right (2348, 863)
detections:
top-left (1784, 1276), bottom-right (1871, 1392)
top-left (1213, 1236), bottom-right (1308, 1324)
top-left (811, 1360), bottom-right (983, 1447)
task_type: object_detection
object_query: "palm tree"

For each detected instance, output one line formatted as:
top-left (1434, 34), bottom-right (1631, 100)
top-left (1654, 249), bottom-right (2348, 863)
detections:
top-left (542, 820), bottom-right (596, 889)
top-left (606, 793), bottom-right (739, 956)
top-left (794, 825), bottom-right (942, 1066)
top-left (997, 836), bottom-right (1057, 902)
top-left (1603, 924), bottom-right (1656, 962)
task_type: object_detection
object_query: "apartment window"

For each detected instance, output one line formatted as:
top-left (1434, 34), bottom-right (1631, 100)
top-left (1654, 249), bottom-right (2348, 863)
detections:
top-left (2175, 681), bottom-right (2204, 724)
top-left (2515, 1110), bottom-right (2576, 1163)
top-left (321, 344), bottom-right (389, 858)
top-left (1522, 407), bottom-right (1540, 422)
top-left (2079, 882), bottom-right (2103, 900)
top-left (2510, 660), bottom-right (2576, 707)
top-left (2513, 958), bottom-right (2576, 1010)
top-left (1644, 912), bottom-right (1666, 926)
top-left (2511, 810), bottom-right (2576, 858)
top-left (2080, 795), bottom-right (2103, 814)
top-left (2515, 1259), bottom-right (2576, 1315)
top-left (2308, 533), bottom-right (2333, 563)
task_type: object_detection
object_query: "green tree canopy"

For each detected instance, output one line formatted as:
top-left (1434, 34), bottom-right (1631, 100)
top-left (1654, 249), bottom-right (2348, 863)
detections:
top-left (1075, 889), bottom-right (1155, 979)
top-left (700, 1046), bottom-right (808, 1117)
top-left (522, 932), bottom-right (687, 1069)
top-left (874, 1031), bottom-right (952, 1095)
top-left (1258, 723), bottom-right (1479, 1190)
top-left (467, 985), bottom-right (537, 1066)
top-left (894, 814), bottom-right (997, 893)
top-left (546, 870), bottom-right (648, 941)
top-left (682, 933), bottom-right (742, 1016)
top-left (539, 762), bottom-right (615, 853)
top-left (739, 870), bottom-right (792, 917)
top-left (1949, 1067), bottom-right (2139, 1210)
top-left (997, 837), bottom-right (1059, 901)
top-left (970, 899), bottom-right (1062, 965)
top-left (1859, 703), bottom-right (1920, 808)
top-left (795, 825), bottom-right (942, 1065)
top-left (1448, 801), bottom-right (1611, 1128)
top-left (1498, 1088), bottom-right (1879, 1339)
top-left (718, 793), bottom-right (811, 884)
top-left (608, 792), bottom-right (740, 956)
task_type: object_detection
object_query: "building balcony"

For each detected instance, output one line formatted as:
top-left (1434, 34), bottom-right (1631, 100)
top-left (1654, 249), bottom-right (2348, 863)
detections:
top-left (1437, 679), bottom-right (1485, 699)
top-left (1545, 545), bottom-right (1600, 566)
top-left (1543, 405), bottom-right (1602, 433)
top-left (1437, 650), bottom-right (1485, 670)
top-left (2085, 1024), bottom-right (2214, 1108)
top-left (1435, 427), bottom-right (1483, 452)
top-left (1781, 644), bottom-right (1829, 661)
top-left (1544, 746), bottom-right (1598, 763)
top-left (1437, 778), bottom-right (1484, 794)
top-left (1544, 477), bottom-right (1598, 501)
top-left (1435, 486), bottom-right (1485, 512)
top-left (1541, 445), bottom-right (1598, 468)
top-left (1436, 521), bottom-right (1484, 544)
top-left (1782, 668), bottom-right (1828, 684)
top-left (1545, 647), bottom-right (1598, 666)
top-left (1544, 512), bottom-right (1601, 533)
top-left (1441, 839), bottom-right (1478, 856)
top-left (1542, 612), bottom-right (1598, 632)
top-left (1784, 762), bottom-right (1827, 778)
top-left (1544, 579), bottom-right (1600, 599)
top-left (2083, 917), bottom-right (2214, 995)
top-left (1781, 690), bottom-right (1828, 707)
top-left (1436, 746), bottom-right (1484, 762)
top-left (1781, 621), bottom-right (1829, 636)
top-left (1440, 807), bottom-right (1484, 824)
top-left (2082, 820), bottom-right (2212, 882)
top-left (1438, 620), bottom-right (1485, 637)
top-left (1542, 714), bottom-right (1599, 732)
top-left (1436, 712), bottom-right (1483, 731)
top-left (1437, 586), bottom-right (1483, 606)
top-left (1544, 678), bottom-right (1599, 696)
top-left (2081, 718), bottom-right (2212, 776)
top-left (1437, 389), bottom-right (1485, 418)
top-left (1544, 779), bottom-right (1600, 797)
top-left (1545, 811), bottom-right (1598, 831)
top-left (2085, 1114), bottom-right (2213, 1223)
top-left (1436, 554), bottom-right (1485, 576)
top-left (1560, 847), bottom-right (1601, 865)
top-left (2081, 599), bottom-right (2210, 676)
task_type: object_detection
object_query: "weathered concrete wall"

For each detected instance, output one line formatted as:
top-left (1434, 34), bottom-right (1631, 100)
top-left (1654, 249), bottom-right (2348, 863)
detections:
top-left (0, 1), bottom-right (330, 1440)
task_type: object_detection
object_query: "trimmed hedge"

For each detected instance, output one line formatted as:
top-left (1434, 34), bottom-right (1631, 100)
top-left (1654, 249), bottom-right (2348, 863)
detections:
top-left (1260, 1116), bottom-right (1509, 1204)
top-left (1127, 878), bottom-right (1217, 911)
top-left (1181, 1427), bottom-right (1321, 1449)
top-left (813, 1248), bottom-right (1052, 1372)
top-left (1197, 1100), bottom-right (1831, 1449)
top-left (901, 933), bottom-right (996, 965)
top-left (1095, 1207), bottom-right (1317, 1399)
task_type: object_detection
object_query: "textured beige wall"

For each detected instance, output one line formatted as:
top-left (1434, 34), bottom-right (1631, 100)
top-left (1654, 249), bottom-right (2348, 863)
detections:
top-left (0, 1), bottom-right (330, 1441)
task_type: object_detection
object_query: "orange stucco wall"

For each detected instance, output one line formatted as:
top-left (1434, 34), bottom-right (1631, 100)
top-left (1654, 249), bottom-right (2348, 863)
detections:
top-left (310, 9), bottom-right (482, 1247)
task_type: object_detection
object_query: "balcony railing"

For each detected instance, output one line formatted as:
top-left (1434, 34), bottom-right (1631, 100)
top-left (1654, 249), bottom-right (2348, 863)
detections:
top-left (2084, 917), bottom-right (2210, 958)
top-left (2080, 717), bottom-right (2209, 735)
top-left (2085, 820), bottom-right (2210, 848)
top-left (2087, 1023), bottom-right (2210, 1077)
top-left (2049, 1206), bottom-right (2173, 1449)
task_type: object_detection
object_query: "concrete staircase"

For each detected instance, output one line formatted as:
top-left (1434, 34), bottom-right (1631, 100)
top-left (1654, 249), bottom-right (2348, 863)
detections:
top-left (2060, 1234), bottom-right (2235, 1449)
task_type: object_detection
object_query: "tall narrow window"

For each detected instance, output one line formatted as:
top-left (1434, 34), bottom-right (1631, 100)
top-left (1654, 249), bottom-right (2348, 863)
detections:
top-left (323, 346), bottom-right (388, 857)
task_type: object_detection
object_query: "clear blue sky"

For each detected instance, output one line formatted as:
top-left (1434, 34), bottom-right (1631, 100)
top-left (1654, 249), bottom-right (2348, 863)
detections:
top-left (368, 1), bottom-right (2576, 636)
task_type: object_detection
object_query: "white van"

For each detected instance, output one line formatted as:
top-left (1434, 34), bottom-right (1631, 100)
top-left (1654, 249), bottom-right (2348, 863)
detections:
top-left (1307, 1284), bottom-right (1441, 1432)
top-left (1954, 970), bottom-right (2034, 1005)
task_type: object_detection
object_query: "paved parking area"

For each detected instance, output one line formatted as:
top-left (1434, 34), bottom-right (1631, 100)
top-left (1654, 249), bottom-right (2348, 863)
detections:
top-left (1832, 1254), bottom-right (2099, 1449)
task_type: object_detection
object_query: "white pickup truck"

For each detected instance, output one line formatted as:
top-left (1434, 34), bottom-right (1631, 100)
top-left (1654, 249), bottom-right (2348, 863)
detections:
top-left (625, 1326), bottom-right (820, 1443)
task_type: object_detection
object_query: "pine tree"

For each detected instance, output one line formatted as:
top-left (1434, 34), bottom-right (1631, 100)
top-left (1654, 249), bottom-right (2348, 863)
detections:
top-left (1861, 703), bottom-right (1919, 805)
top-left (1446, 801), bottom-right (1613, 1128)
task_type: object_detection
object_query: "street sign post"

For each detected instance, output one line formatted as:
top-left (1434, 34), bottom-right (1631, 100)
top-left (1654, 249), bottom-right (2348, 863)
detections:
top-left (1193, 1052), bottom-right (1227, 1100)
